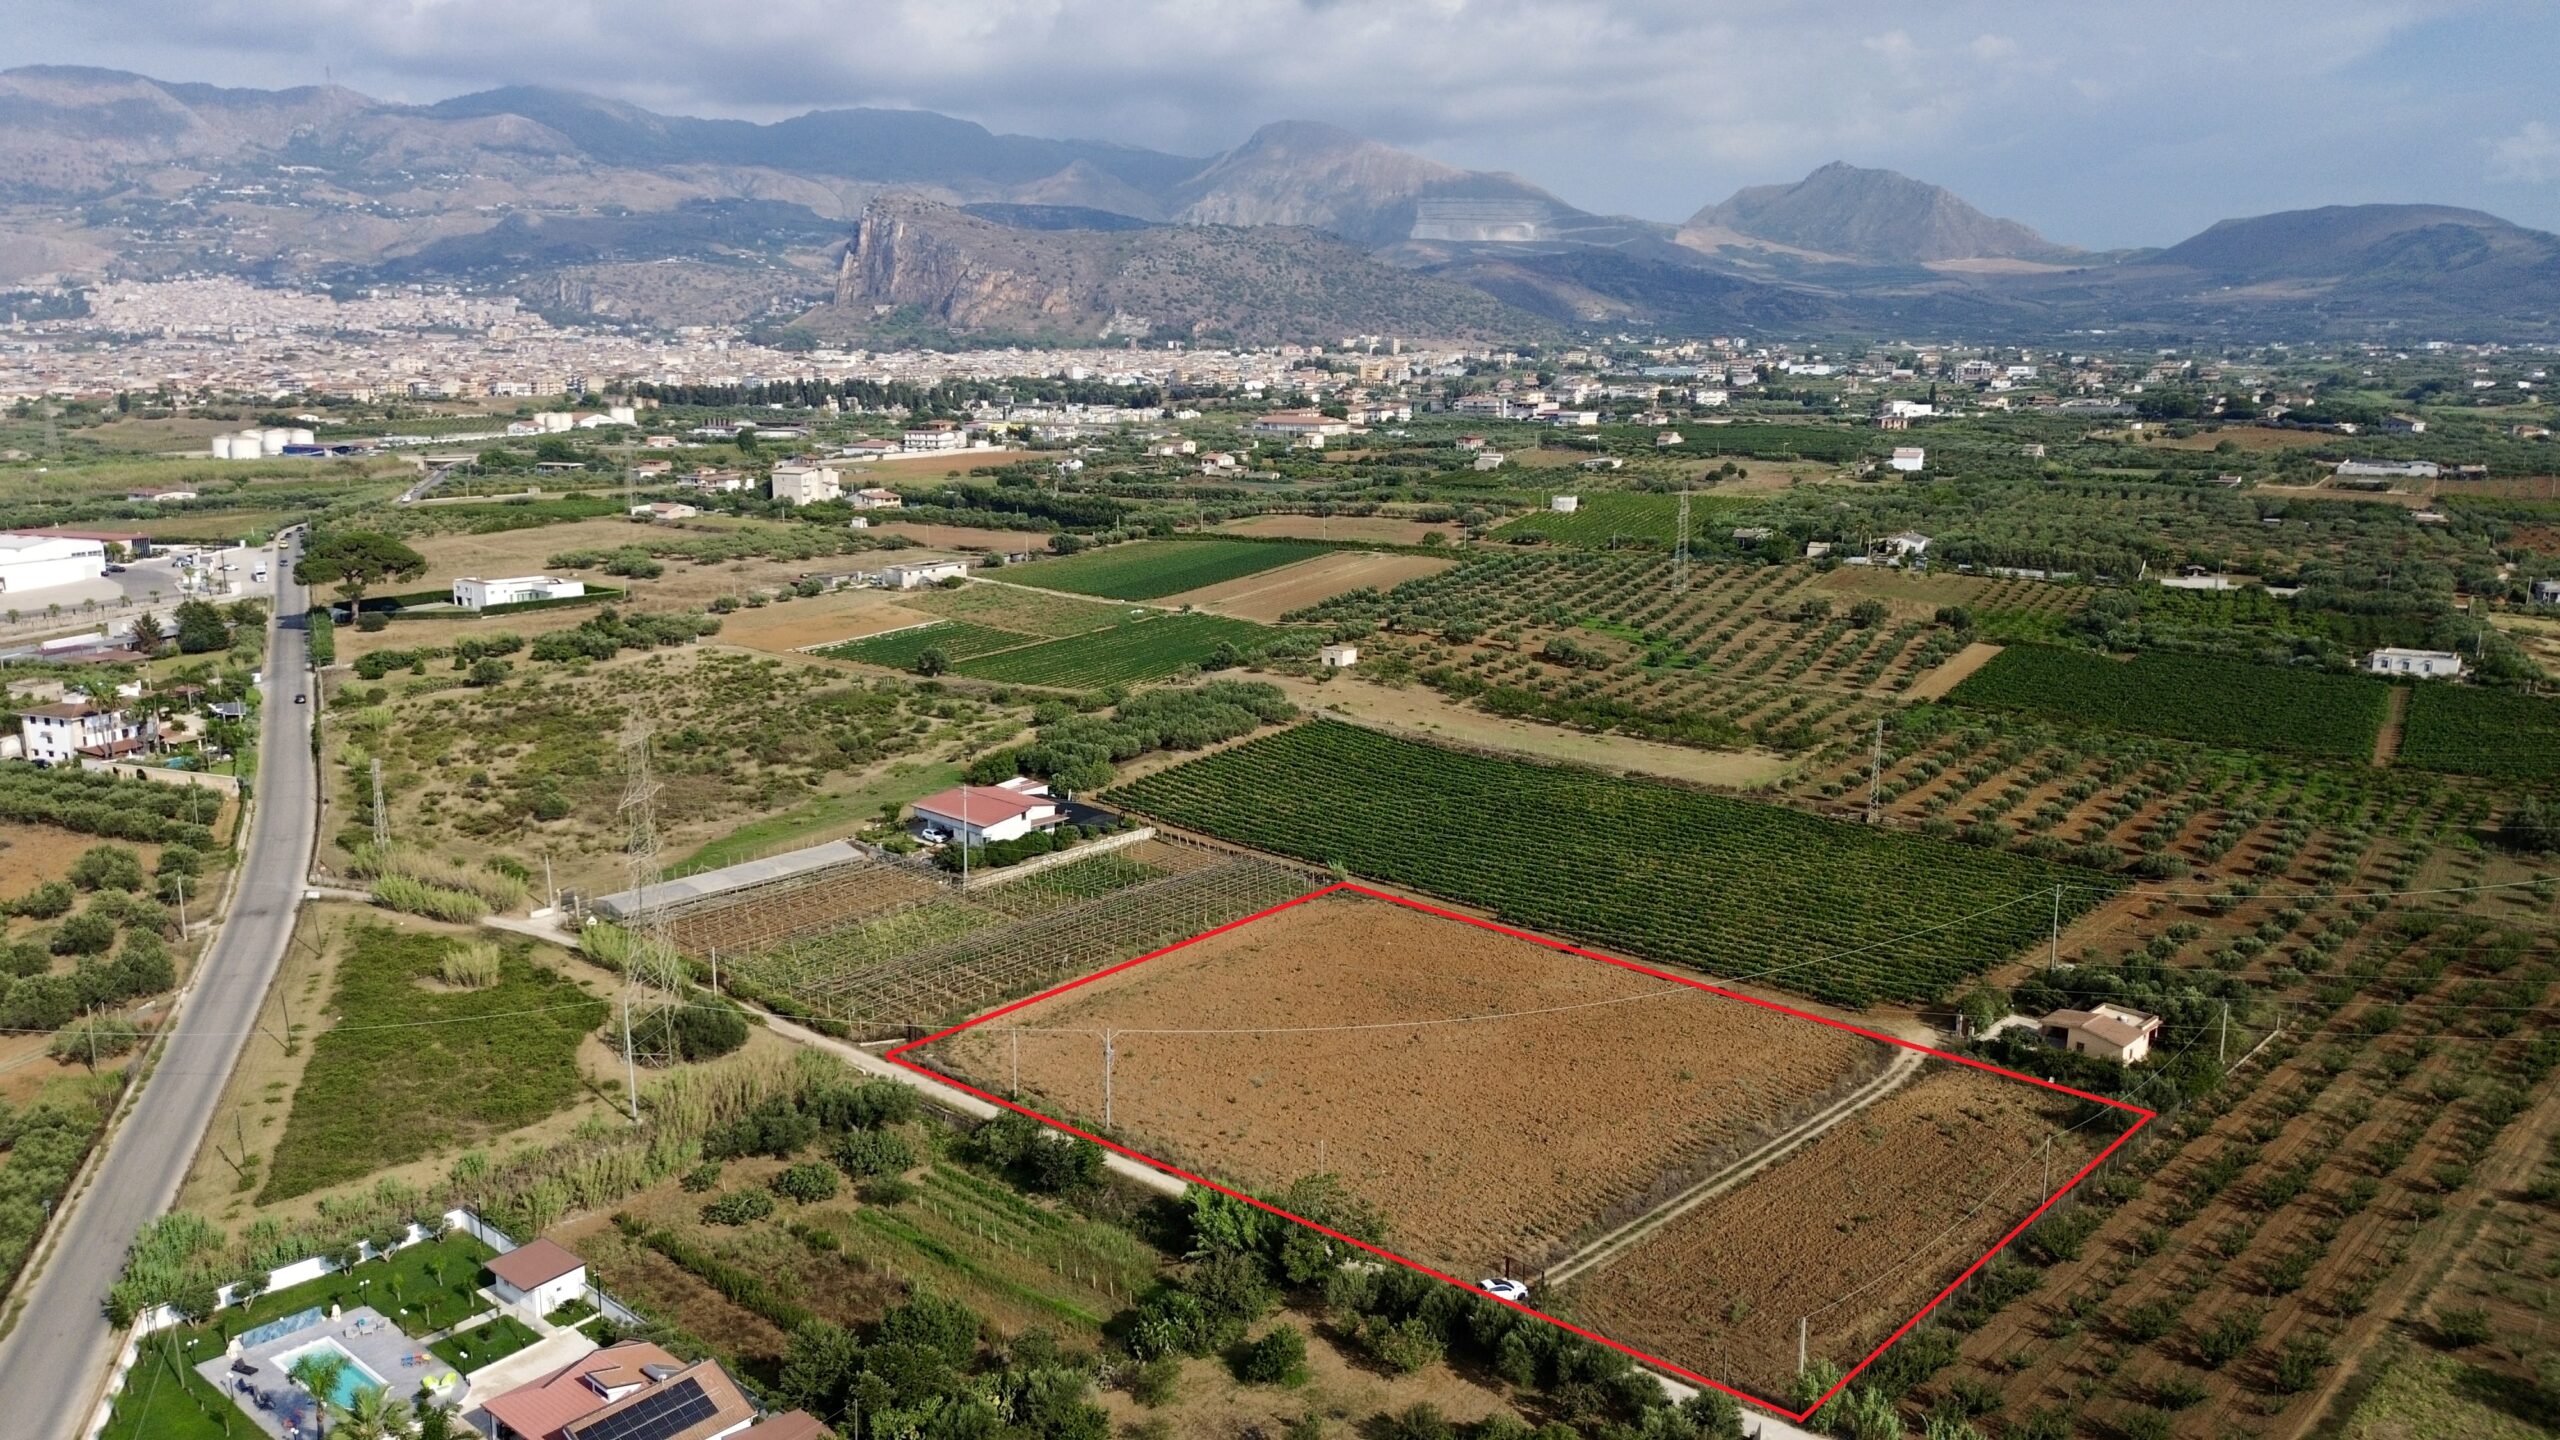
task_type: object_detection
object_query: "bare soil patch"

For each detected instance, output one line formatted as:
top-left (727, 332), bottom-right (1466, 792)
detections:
top-left (1170, 551), bottom-right (1456, 622)
top-left (2138, 427), bottom-right (2338, 452)
top-left (930, 893), bottom-right (1883, 1275)
top-left (712, 590), bottom-right (930, 653)
top-left (867, 522), bottom-right (1049, 552)
top-left (1904, 641), bottom-right (2006, 701)
top-left (0, 820), bottom-right (159, 893)
top-left (1262, 677), bottom-right (1796, 790)
top-left (1215, 514), bottom-right (1464, 546)
top-left (1560, 1062), bottom-right (2088, 1399)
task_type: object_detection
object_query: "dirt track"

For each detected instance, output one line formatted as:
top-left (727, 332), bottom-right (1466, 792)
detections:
top-left (927, 893), bottom-right (1885, 1275)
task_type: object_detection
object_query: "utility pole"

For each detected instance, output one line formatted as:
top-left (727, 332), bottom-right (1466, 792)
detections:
top-left (2219, 1001), bottom-right (2229, 1066)
top-left (1797, 1316), bottom-right (1808, 1376)
top-left (370, 757), bottom-right (390, 850)
top-left (1673, 486), bottom-right (1691, 594)
top-left (620, 993), bottom-right (639, 1124)
top-left (1010, 1028), bottom-right (1020, 1096)
top-left (2049, 884), bottom-right (2062, 973)
top-left (1102, 1029), bottom-right (1117, 1128)
top-left (172, 874), bottom-right (188, 946)
top-left (2043, 1131), bottom-right (2055, 1200)
top-left (543, 853), bottom-right (556, 912)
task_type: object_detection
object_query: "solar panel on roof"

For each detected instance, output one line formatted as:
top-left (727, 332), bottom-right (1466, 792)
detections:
top-left (568, 1377), bottom-right (718, 1440)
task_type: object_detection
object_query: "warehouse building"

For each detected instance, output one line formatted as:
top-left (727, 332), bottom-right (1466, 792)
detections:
top-left (0, 532), bottom-right (108, 593)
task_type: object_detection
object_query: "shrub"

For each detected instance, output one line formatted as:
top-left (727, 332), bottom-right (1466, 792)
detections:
top-left (680, 1162), bottom-right (723, 1193)
top-left (702, 1189), bottom-right (776, 1226)
top-left (863, 1176), bottom-right (917, 1205)
top-left (69, 844), bottom-right (147, 892)
top-left (1232, 1323), bottom-right (1308, 1386)
top-left (2269, 1333), bottom-right (2332, 1393)
top-left (2433, 1306), bottom-right (2491, 1349)
top-left (832, 1129), bottom-right (915, 1179)
top-left (771, 1161), bottom-right (840, 1204)
top-left (50, 911), bottom-right (118, 956)
top-left (8, 879), bottom-right (74, 918)
top-left (1130, 1356), bottom-right (1181, 1407)
top-left (2193, 1306), bottom-right (2262, 1369)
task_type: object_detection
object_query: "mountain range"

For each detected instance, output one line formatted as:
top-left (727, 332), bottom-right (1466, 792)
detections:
top-left (2, 64), bottom-right (2556, 341)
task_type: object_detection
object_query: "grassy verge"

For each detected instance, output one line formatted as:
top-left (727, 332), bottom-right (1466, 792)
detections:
top-left (258, 925), bottom-right (605, 1201)
top-left (95, 1334), bottom-right (237, 1440)
top-left (671, 760), bottom-right (964, 874)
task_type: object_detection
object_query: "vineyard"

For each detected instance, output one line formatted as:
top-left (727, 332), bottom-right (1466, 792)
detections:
top-left (1945, 647), bottom-right (2391, 760)
top-left (1493, 492), bottom-right (1762, 548)
top-left (817, 620), bottom-right (1031, 667)
top-left (2397, 681), bottom-right (2560, 780)
top-left (717, 839), bottom-right (1318, 1031)
top-left (1105, 720), bottom-right (2112, 1007)
top-left (1013, 539), bottom-right (1332, 601)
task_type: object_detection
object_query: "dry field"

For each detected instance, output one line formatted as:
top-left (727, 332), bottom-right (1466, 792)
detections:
top-left (1215, 514), bottom-right (1467, 546)
top-left (1168, 550), bottom-right (1456, 622)
top-left (1561, 1062), bottom-right (2089, 1399)
top-left (2136, 427), bottom-right (2339, 452)
top-left (0, 819), bottom-right (163, 893)
top-left (867, 521), bottom-right (1048, 552)
top-left (1903, 641), bottom-right (2007, 701)
top-left (709, 589), bottom-right (929, 654)
top-left (930, 893), bottom-right (1885, 1275)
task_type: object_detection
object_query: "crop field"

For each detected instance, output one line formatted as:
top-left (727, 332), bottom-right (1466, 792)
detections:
top-left (927, 892), bottom-right (1889, 1275)
top-left (2397, 682), bottom-right (2560, 780)
top-left (909, 582), bottom-right (1138, 636)
top-left (1105, 721), bottom-right (2111, 1008)
top-left (1011, 539), bottom-right (1332, 600)
top-left (1557, 1062), bottom-right (2091, 1399)
top-left (818, 620), bottom-right (1039, 668)
top-left (1166, 550), bottom-right (1456, 622)
top-left (951, 613), bottom-right (1282, 687)
top-left (1492, 491), bottom-right (1762, 548)
top-left (1946, 647), bottom-right (2391, 759)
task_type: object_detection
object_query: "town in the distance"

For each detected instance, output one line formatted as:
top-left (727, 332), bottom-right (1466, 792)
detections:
top-left (0, 31), bottom-right (2552, 1440)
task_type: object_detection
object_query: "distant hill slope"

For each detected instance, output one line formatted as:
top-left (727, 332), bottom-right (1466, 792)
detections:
top-left (1167, 120), bottom-right (1585, 248)
top-left (1682, 162), bottom-right (2078, 264)
top-left (814, 193), bottom-right (1549, 343)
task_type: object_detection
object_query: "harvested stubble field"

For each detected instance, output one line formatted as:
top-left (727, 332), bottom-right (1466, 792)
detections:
top-left (1216, 514), bottom-right (1466, 546)
top-left (1558, 1062), bottom-right (2093, 1400)
top-left (1167, 550), bottom-right (1456, 622)
top-left (928, 893), bottom-right (1887, 1276)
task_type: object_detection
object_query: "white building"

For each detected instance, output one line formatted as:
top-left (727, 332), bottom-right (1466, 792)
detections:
top-left (1251, 410), bottom-right (1353, 443)
top-left (1319, 643), bottom-right (1359, 668)
top-left (848, 487), bottom-right (904, 511)
top-left (18, 699), bottom-right (157, 765)
top-left (879, 560), bottom-right (970, 589)
top-left (2366, 647), bottom-right (2463, 679)
top-left (486, 1238), bottom-right (589, 1319)
top-left (1473, 451), bottom-right (1507, 471)
top-left (2039, 1004), bottom-right (2162, 1065)
top-left (1889, 447), bottom-right (1928, 472)
top-left (1881, 400), bottom-right (1935, 419)
top-left (630, 502), bottom-right (699, 521)
top-left (1549, 495), bottom-right (1581, 514)
top-left (453, 575), bottom-right (587, 610)
top-left (911, 778), bottom-right (1063, 846)
top-left (1878, 531), bottom-right (1933, 562)
top-left (901, 421), bottom-right (967, 452)
top-left (770, 460), bottom-right (843, 506)
top-left (0, 532), bottom-right (108, 593)
top-left (2335, 459), bottom-right (2440, 480)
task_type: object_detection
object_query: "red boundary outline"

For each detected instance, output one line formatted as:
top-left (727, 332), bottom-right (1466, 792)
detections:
top-left (886, 880), bottom-right (2155, 1423)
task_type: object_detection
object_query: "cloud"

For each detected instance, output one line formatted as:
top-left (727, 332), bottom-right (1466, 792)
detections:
top-left (0, 0), bottom-right (2544, 241)
top-left (2489, 121), bottom-right (2560, 183)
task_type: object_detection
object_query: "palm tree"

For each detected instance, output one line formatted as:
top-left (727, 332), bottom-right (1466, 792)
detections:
top-left (329, 1383), bottom-right (411, 1440)
top-left (286, 1351), bottom-right (348, 1434)
top-left (413, 1402), bottom-right (462, 1440)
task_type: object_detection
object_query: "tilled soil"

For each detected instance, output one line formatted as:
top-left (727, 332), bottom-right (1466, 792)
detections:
top-left (929, 893), bottom-right (1883, 1275)
top-left (1559, 1062), bottom-right (2085, 1398)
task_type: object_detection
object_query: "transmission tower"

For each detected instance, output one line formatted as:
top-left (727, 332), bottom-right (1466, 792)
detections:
top-left (1673, 486), bottom-right (1692, 594)
top-left (369, 758), bottom-right (391, 850)
top-left (616, 722), bottom-right (682, 1099)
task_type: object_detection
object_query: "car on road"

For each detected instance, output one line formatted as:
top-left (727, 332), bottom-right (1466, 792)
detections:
top-left (1476, 1277), bottom-right (1530, 1302)
top-left (919, 825), bottom-right (951, 845)
top-left (294, 693), bottom-right (307, 705)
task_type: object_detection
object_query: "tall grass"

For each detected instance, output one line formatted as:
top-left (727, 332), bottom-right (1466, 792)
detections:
top-left (439, 942), bottom-right (502, 989)
top-left (370, 875), bottom-right (489, 923)
top-left (348, 843), bottom-right (530, 910)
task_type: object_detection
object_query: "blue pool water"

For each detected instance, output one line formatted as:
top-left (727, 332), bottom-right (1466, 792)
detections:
top-left (282, 1339), bottom-right (383, 1410)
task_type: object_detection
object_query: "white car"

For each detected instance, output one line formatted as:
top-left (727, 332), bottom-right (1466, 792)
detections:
top-left (919, 826), bottom-right (952, 845)
top-left (1476, 1278), bottom-right (1530, 1303)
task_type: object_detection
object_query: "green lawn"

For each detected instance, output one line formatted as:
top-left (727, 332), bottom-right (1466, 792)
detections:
top-left (95, 1335), bottom-right (238, 1440)
top-left (1009, 539), bottom-right (1329, 600)
top-left (164, 1235), bottom-right (499, 1366)
top-left (428, 1313), bottom-right (543, 1374)
top-left (259, 926), bottom-right (606, 1201)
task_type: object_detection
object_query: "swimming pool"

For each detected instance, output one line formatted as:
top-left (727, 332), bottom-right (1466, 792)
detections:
top-left (276, 1338), bottom-right (385, 1410)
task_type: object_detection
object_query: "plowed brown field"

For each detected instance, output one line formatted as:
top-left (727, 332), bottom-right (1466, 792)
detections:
top-left (1559, 1062), bottom-right (2089, 1397)
top-left (928, 893), bottom-right (1884, 1274)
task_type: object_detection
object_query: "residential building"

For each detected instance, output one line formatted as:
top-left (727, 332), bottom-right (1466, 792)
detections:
top-left (0, 532), bottom-right (108, 593)
top-left (1473, 451), bottom-right (1507, 471)
top-left (901, 420), bottom-right (967, 452)
top-left (487, 1238), bottom-right (589, 1319)
top-left (849, 487), bottom-right (904, 510)
top-left (2366, 647), bottom-right (2463, 678)
top-left (480, 1337), bottom-right (784, 1440)
top-left (911, 778), bottom-right (1064, 846)
top-left (17, 698), bottom-right (157, 765)
top-left (2334, 459), bottom-right (2440, 480)
top-left (2039, 1004), bottom-right (2162, 1064)
top-left (1250, 410), bottom-right (1352, 444)
top-left (770, 459), bottom-right (843, 506)
top-left (1655, 430), bottom-right (1684, 448)
top-left (879, 560), bottom-right (970, 589)
top-left (1877, 531), bottom-right (1933, 562)
top-left (836, 437), bottom-right (901, 460)
top-left (1888, 447), bottom-right (1927, 472)
top-left (125, 487), bottom-right (199, 503)
top-left (453, 575), bottom-right (587, 610)
top-left (2531, 579), bottom-right (2560, 606)
top-left (1549, 495), bottom-right (1581, 514)
top-left (630, 501), bottom-right (700, 521)
top-left (1319, 643), bottom-right (1360, 668)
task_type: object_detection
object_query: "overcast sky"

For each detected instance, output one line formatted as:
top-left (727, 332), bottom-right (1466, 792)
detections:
top-left (9, 0), bottom-right (2559, 246)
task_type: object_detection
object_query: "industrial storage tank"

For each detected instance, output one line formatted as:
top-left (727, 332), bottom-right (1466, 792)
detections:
top-left (209, 434), bottom-right (235, 459)
top-left (260, 428), bottom-right (292, 455)
top-left (289, 428), bottom-right (316, 446)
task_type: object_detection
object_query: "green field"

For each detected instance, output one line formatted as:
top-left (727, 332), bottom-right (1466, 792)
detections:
top-left (2399, 683), bottom-right (2560, 780)
top-left (819, 620), bottom-right (1038, 668)
top-left (1493, 491), bottom-right (1761, 548)
top-left (1012, 539), bottom-right (1330, 600)
top-left (1106, 720), bottom-right (2109, 1007)
top-left (260, 926), bottom-right (606, 1201)
top-left (953, 614), bottom-right (1280, 688)
top-left (1946, 647), bottom-right (2391, 759)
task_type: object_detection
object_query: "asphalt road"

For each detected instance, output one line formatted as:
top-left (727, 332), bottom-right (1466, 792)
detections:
top-left (0, 550), bottom-right (318, 1439)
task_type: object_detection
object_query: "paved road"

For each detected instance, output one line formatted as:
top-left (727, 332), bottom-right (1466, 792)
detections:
top-left (0, 549), bottom-right (320, 1440)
